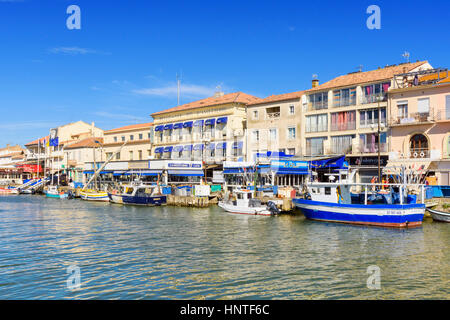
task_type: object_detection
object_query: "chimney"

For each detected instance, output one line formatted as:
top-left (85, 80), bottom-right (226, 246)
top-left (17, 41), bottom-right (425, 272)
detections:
top-left (214, 85), bottom-right (224, 97)
top-left (312, 79), bottom-right (319, 88)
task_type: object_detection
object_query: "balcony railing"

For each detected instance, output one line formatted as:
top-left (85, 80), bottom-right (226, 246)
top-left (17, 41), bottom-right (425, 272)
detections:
top-left (307, 102), bottom-right (328, 112)
top-left (330, 121), bottom-right (356, 131)
top-left (409, 148), bottom-right (430, 159)
top-left (266, 112), bottom-right (280, 120)
top-left (359, 143), bottom-right (387, 153)
top-left (390, 111), bottom-right (434, 126)
top-left (360, 93), bottom-right (387, 104)
top-left (359, 119), bottom-right (387, 128)
top-left (333, 98), bottom-right (356, 108)
top-left (435, 109), bottom-right (450, 121)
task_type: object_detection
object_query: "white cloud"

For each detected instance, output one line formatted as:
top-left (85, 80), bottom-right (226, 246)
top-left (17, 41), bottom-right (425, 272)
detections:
top-left (93, 111), bottom-right (148, 122)
top-left (133, 83), bottom-right (218, 98)
top-left (49, 47), bottom-right (110, 55)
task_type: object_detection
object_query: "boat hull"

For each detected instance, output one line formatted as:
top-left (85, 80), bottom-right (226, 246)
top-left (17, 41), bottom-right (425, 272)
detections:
top-left (427, 208), bottom-right (450, 223)
top-left (108, 193), bottom-right (167, 206)
top-left (218, 201), bottom-right (273, 216)
top-left (0, 188), bottom-right (19, 195)
top-left (293, 199), bottom-right (425, 228)
top-left (45, 192), bottom-right (68, 199)
top-left (79, 191), bottom-right (110, 202)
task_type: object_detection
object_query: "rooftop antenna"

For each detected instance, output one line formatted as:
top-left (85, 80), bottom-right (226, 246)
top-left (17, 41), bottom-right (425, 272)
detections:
top-left (312, 74), bottom-right (318, 80)
top-left (358, 65), bottom-right (363, 72)
top-left (402, 51), bottom-right (410, 63)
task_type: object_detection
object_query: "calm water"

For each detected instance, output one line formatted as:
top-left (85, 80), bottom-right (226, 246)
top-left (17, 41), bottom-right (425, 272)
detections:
top-left (0, 195), bottom-right (448, 300)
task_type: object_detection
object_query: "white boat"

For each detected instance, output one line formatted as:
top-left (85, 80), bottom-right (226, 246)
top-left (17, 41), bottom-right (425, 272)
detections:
top-left (45, 186), bottom-right (69, 199)
top-left (0, 187), bottom-right (19, 195)
top-left (218, 189), bottom-right (279, 216)
top-left (427, 207), bottom-right (450, 223)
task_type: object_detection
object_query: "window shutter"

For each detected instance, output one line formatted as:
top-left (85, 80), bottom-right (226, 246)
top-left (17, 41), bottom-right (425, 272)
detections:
top-left (417, 98), bottom-right (429, 113)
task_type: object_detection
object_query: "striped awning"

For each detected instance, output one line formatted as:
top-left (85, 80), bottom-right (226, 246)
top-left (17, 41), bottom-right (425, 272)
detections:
top-left (154, 147), bottom-right (164, 153)
top-left (217, 117), bottom-right (228, 124)
top-left (163, 146), bottom-right (173, 152)
top-left (154, 125), bottom-right (164, 131)
top-left (194, 120), bottom-right (204, 127)
top-left (173, 123), bottom-right (183, 129)
top-left (163, 124), bottom-right (173, 130)
top-left (205, 119), bottom-right (215, 126)
top-left (183, 121), bottom-right (193, 128)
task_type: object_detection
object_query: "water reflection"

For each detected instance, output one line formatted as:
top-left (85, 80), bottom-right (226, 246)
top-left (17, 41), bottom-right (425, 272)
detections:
top-left (0, 195), bottom-right (448, 299)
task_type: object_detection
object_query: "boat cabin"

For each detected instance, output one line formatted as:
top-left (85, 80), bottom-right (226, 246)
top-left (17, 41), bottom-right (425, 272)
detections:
top-left (230, 189), bottom-right (262, 208)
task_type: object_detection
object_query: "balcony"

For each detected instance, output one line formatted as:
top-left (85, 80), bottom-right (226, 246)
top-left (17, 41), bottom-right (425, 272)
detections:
top-left (435, 109), bottom-right (450, 121)
top-left (360, 93), bottom-right (387, 104)
top-left (307, 102), bottom-right (328, 112)
top-left (331, 121), bottom-right (356, 131)
top-left (266, 107), bottom-right (281, 120)
top-left (359, 143), bottom-right (387, 153)
top-left (390, 111), bottom-right (434, 126)
top-left (409, 148), bottom-right (430, 159)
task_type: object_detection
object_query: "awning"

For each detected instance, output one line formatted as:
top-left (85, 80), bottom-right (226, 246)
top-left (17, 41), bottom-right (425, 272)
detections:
top-left (183, 145), bottom-right (193, 151)
top-left (232, 141), bottom-right (243, 149)
top-left (173, 146), bottom-right (183, 152)
top-left (154, 125), bottom-right (164, 131)
top-left (217, 117), bottom-right (228, 124)
top-left (273, 169), bottom-right (308, 175)
top-left (164, 146), bottom-right (173, 152)
top-left (194, 120), bottom-right (204, 127)
top-left (113, 170), bottom-right (126, 176)
top-left (207, 143), bottom-right (215, 150)
top-left (193, 144), bottom-right (204, 151)
top-left (216, 142), bottom-right (227, 149)
top-left (164, 124), bottom-right (173, 130)
top-left (223, 168), bottom-right (255, 174)
top-left (183, 121), bottom-right (193, 128)
top-left (168, 170), bottom-right (204, 177)
top-left (173, 123), bottom-right (183, 129)
top-left (205, 119), bottom-right (215, 126)
top-left (125, 170), bottom-right (162, 176)
top-left (154, 147), bottom-right (164, 153)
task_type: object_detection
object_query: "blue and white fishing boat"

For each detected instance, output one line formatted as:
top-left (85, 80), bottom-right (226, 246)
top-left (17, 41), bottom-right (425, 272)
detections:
top-left (108, 182), bottom-right (166, 206)
top-left (45, 185), bottom-right (69, 199)
top-left (293, 170), bottom-right (425, 228)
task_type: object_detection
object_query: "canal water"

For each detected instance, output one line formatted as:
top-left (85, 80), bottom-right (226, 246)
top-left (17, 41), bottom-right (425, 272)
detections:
top-left (0, 195), bottom-right (448, 299)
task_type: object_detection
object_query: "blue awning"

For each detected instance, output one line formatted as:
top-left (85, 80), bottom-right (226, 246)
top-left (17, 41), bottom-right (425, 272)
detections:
top-left (193, 144), bottom-right (204, 150)
top-left (274, 169), bottom-right (308, 175)
top-left (223, 168), bottom-right (255, 174)
top-left (183, 121), bottom-right (193, 128)
top-left (168, 170), bottom-right (204, 177)
top-left (194, 120), bottom-right (204, 127)
top-left (216, 142), bottom-right (227, 149)
top-left (206, 143), bottom-right (215, 150)
top-left (83, 170), bottom-right (94, 174)
top-left (173, 146), bottom-right (183, 152)
top-left (173, 123), bottom-right (183, 129)
top-left (232, 141), bottom-right (243, 149)
top-left (217, 117), bottom-right (228, 124)
top-left (124, 170), bottom-right (162, 176)
top-left (205, 119), bottom-right (215, 126)
top-left (155, 125), bottom-right (164, 131)
top-left (164, 146), bottom-right (173, 152)
top-left (154, 147), bottom-right (164, 153)
top-left (183, 145), bottom-right (193, 151)
top-left (164, 124), bottom-right (173, 130)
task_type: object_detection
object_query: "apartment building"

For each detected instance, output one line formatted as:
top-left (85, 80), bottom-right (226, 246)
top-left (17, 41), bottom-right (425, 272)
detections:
top-left (0, 145), bottom-right (28, 183)
top-left (150, 91), bottom-right (260, 182)
top-left (64, 137), bottom-right (104, 183)
top-left (387, 68), bottom-right (450, 185)
top-left (246, 91), bottom-right (304, 161)
top-left (301, 61), bottom-right (432, 183)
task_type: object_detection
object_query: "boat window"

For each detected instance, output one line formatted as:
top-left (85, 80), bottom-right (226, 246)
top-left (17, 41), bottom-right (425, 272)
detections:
top-left (145, 188), bottom-right (152, 194)
top-left (248, 193), bottom-right (252, 199)
top-left (126, 187), bottom-right (134, 194)
top-left (237, 193), bottom-right (244, 200)
top-left (325, 187), bottom-right (331, 195)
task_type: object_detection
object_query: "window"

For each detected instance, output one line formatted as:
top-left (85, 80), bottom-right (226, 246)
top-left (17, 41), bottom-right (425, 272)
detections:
top-left (448, 136), bottom-right (450, 156)
top-left (446, 95), bottom-right (450, 120)
top-left (289, 105), bottom-right (295, 115)
top-left (309, 92), bottom-right (328, 110)
top-left (252, 130), bottom-right (260, 142)
top-left (362, 82), bottom-right (390, 103)
top-left (417, 98), bottom-right (430, 114)
top-left (130, 135), bottom-right (134, 141)
top-left (333, 87), bottom-right (356, 107)
top-left (288, 148), bottom-right (295, 155)
top-left (148, 149), bottom-right (151, 157)
top-left (106, 152), bottom-right (113, 160)
top-left (287, 127), bottom-right (296, 140)
top-left (360, 133), bottom-right (387, 153)
top-left (148, 132), bottom-right (151, 139)
top-left (129, 151), bottom-right (133, 160)
top-left (331, 111), bottom-right (356, 131)
top-left (116, 152), bottom-right (121, 160)
top-left (269, 128), bottom-right (277, 140)
top-left (266, 106), bottom-right (280, 119)
top-left (114, 136), bottom-right (118, 142)
top-left (359, 108), bottom-right (386, 128)
top-left (306, 137), bottom-right (327, 156)
top-left (306, 114), bottom-right (328, 132)
top-left (139, 133), bottom-right (143, 140)
top-left (279, 148), bottom-right (286, 154)
top-left (331, 135), bottom-right (354, 154)
top-left (397, 101), bottom-right (408, 119)
top-left (252, 110), bottom-right (259, 120)
top-left (138, 150), bottom-right (142, 160)
top-left (121, 136), bottom-right (125, 142)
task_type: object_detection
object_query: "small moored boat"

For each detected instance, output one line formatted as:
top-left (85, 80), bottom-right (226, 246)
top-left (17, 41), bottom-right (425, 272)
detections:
top-left (0, 187), bottom-right (19, 195)
top-left (79, 189), bottom-right (110, 202)
top-left (45, 186), bottom-right (69, 199)
top-left (218, 189), bottom-right (280, 216)
top-left (427, 207), bottom-right (450, 223)
top-left (108, 182), bottom-right (166, 206)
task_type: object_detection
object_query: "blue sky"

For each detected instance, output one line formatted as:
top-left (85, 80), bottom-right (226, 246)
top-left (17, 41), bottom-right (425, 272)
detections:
top-left (0, 0), bottom-right (449, 146)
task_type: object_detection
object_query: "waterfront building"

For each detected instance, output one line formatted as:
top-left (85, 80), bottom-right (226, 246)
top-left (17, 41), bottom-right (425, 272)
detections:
top-left (150, 91), bottom-right (261, 183)
top-left (386, 68), bottom-right (450, 185)
top-left (246, 91), bottom-right (305, 160)
top-left (24, 121), bottom-right (104, 182)
top-left (0, 145), bottom-right (28, 184)
top-left (300, 61), bottom-right (432, 183)
top-left (83, 122), bottom-right (154, 183)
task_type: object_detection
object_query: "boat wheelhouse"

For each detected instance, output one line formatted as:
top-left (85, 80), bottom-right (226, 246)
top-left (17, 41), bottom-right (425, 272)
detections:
top-left (218, 189), bottom-right (279, 216)
top-left (108, 182), bottom-right (166, 206)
